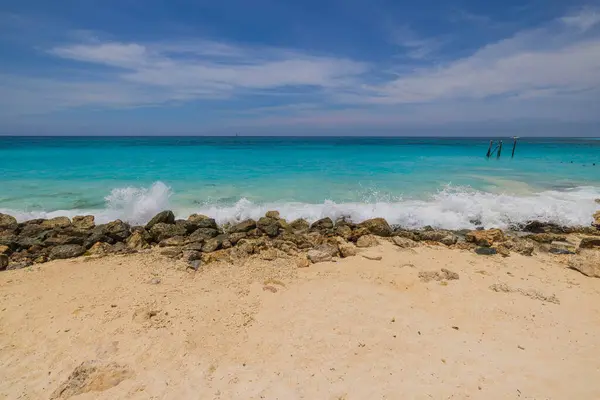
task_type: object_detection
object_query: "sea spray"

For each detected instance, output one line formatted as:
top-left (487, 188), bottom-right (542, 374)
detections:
top-left (2, 182), bottom-right (598, 230)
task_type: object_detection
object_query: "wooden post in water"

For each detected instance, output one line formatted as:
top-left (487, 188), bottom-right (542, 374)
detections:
top-left (511, 137), bottom-right (518, 158)
top-left (497, 140), bottom-right (503, 158)
top-left (486, 140), bottom-right (493, 158)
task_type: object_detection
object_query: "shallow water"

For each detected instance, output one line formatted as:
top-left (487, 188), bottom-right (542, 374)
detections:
top-left (1, 136), bottom-right (599, 228)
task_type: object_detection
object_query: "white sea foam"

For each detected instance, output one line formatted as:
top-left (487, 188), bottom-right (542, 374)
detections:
top-left (2, 181), bottom-right (599, 229)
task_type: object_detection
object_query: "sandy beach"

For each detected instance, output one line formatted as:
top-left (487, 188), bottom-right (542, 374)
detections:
top-left (2, 238), bottom-right (600, 399)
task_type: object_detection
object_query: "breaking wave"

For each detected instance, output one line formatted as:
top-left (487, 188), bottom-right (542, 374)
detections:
top-left (2, 181), bottom-right (599, 230)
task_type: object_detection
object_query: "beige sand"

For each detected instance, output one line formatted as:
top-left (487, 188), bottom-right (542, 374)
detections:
top-left (1, 241), bottom-right (600, 399)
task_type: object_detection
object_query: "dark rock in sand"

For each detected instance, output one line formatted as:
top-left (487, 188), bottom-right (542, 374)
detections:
top-left (310, 217), bottom-right (334, 232)
top-left (146, 210), bottom-right (175, 230)
top-left (49, 244), bottom-right (86, 260)
top-left (579, 237), bottom-right (600, 249)
top-left (549, 248), bottom-right (575, 255)
top-left (0, 213), bottom-right (18, 231)
top-left (149, 222), bottom-right (187, 243)
top-left (174, 219), bottom-right (198, 234)
top-left (257, 217), bottom-right (280, 237)
top-left (187, 227), bottom-right (219, 243)
top-left (475, 247), bottom-right (497, 255)
top-left (72, 215), bottom-right (95, 230)
top-left (101, 220), bottom-right (131, 242)
top-left (182, 242), bottom-right (204, 252)
top-left (182, 250), bottom-right (201, 263)
top-left (0, 254), bottom-right (8, 270)
top-left (229, 219), bottom-right (257, 233)
top-left (418, 230), bottom-right (458, 245)
top-left (359, 218), bottom-right (392, 237)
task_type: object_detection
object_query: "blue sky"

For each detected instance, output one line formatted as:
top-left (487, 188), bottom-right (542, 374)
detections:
top-left (1, 0), bottom-right (600, 135)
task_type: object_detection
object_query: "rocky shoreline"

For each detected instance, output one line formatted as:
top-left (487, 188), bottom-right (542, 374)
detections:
top-left (1, 210), bottom-right (599, 276)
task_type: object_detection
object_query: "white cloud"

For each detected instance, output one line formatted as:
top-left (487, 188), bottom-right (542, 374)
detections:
top-left (388, 26), bottom-right (446, 60)
top-left (348, 14), bottom-right (600, 105)
top-left (561, 7), bottom-right (600, 32)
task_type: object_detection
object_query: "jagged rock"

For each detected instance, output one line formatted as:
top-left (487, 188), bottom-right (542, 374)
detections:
top-left (337, 240), bottom-right (357, 258)
top-left (159, 236), bottom-right (186, 247)
top-left (594, 210), bottom-right (600, 226)
top-left (202, 234), bottom-right (227, 253)
top-left (146, 210), bottom-right (175, 230)
top-left (265, 210), bottom-right (280, 219)
top-left (40, 216), bottom-right (71, 229)
top-left (72, 215), bottom-right (95, 230)
top-left (419, 268), bottom-right (459, 282)
top-left (149, 223), bottom-right (187, 242)
top-left (273, 240), bottom-right (298, 255)
top-left (0, 254), bottom-right (8, 270)
top-left (526, 233), bottom-right (567, 243)
top-left (568, 250), bottom-right (600, 278)
top-left (289, 219), bottom-right (310, 232)
top-left (465, 229), bottom-right (504, 247)
top-left (495, 244), bottom-right (511, 257)
top-left (579, 237), bottom-right (600, 249)
top-left (359, 218), bottom-right (392, 237)
top-left (0, 244), bottom-right (10, 255)
top-left (0, 232), bottom-right (17, 249)
top-left (392, 236), bottom-right (418, 248)
top-left (201, 249), bottom-right (231, 264)
top-left (509, 239), bottom-right (535, 256)
top-left (172, 219), bottom-right (196, 234)
top-left (296, 256), bottom-right (310, 268)
top-left (335, 224), bottom-right (353, 240)
top-left (49, 244), bottom-right (86, 260)
top-left (182, 250), bottom-right (201, 263)
top-left (50, 360), bottom-right (134, 400)
top-left (547, 241), bottom-right (576, 254)
top-left (87, 242), bottom-right (113, 256)
top-left (44, 234), bottom-right (85, 247)
top-left (310, 217), bottom-right (334, 232)
top-left (160, 247), bottom-right (182, 258)
top-left (228, 232), bottom-right (247, 245)
top-left (182, 242), bottom-right (204, 251)
top-left (187, 215), bottom-right (218, 230)
top-left (307, 244), bottom-right (337, 263)
top-left (16, 236), bottom-right (44, 249)
top-left (475, 247), bottom-right (497, 255)
top-left (257, 217), bottom-right (279, 237)
top-left (394, 229), bottom-right (420, 241)
top-left (187, 227), bottom-right (219, 242)
top-left (418, 230), bottom-right (457, 245)
top-left (125, 230), bottom-right (150, 249)
top-left (92, 220), bottom-right (131, 242)
top-left (0, 213), bottom-right (18, 230)
top-left (229, 219), bottom-right (256, 233)
top-left (522, 221), bottom-right (568, 234)
top-left (356, 234), bottom-right (379, 248)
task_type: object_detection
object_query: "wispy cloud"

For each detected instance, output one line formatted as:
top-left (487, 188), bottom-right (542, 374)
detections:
top-left (561, 7), bottom-right (600, 32)
top-left (388, 26), bottom-right (446, 60)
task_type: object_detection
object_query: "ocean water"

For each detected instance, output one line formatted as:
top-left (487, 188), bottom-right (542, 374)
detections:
top-left (1, 136), bottom-right (599, 229)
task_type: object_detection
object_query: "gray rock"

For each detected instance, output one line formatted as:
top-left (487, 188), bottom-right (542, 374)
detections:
top-left (72, 215), bottom-right (95, 230)
top-left (257, 217), bottom-right (279, 237)
top-left (49, 244), bottom-right (86, 260)
top-left (229, 219), bottom-right (257, 233)
top-left (392, 236), bottom-right (418, 248)
top-left (310, 218), bottom-right (334, 232)
top-left (95, 220), bottom-right (131, 242)
top-left (182, 242), bottom-right (204, 251)
top-left (187, 227), bottom-right (219, 242)
top-left (228, 232), bottom-right (247, 245)
top-left (149, 223), bottom-right (187, 242)
top-left (356, 234), bottom-right (379, 248)
top-left (579, 237), bottom-right (600, 249)
top-left (265, 210), bottom-right (280, 219)
top-left (0, 213), bottom-right (18, 230)
top-left (159, 236), bottom-right (186, 247)
top-left (358, 218), bottom-right (392, 237)
top-left (182, 250), bottom-right (201, 263)
top-left (187, 214), bottom-right (218, 230)
top-left (146, 210), bottom-right (175, 230)
top-left (202, 234), bottom-right (227, 253)
top-left (174, 219), bottom-right (197, 234)
top-left (44, 235), bottom-right (85, 247)
top-left (289, 219), bottom-right (310, 232)
top-left (41, 217), bottom-right (71, 229)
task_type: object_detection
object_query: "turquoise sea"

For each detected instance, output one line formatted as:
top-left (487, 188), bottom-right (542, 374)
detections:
top-left (1, 136), bottom-right (599, 229)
